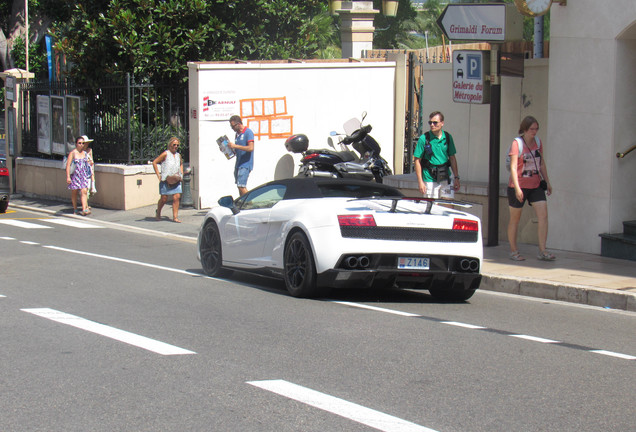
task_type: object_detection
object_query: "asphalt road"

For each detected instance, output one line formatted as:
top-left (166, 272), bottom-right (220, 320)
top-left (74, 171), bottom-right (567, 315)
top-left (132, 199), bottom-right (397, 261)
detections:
top-left (1, 208), bottom-right (634, 432)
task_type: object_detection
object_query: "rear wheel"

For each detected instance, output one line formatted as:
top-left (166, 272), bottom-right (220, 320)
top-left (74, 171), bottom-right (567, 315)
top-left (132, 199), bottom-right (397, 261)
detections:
top-left (284, 231), bottom-right (319, 298)
top-left (199, 221), bottom-right (231, 277)
top-left (0, 201), bottom-right (7, 213)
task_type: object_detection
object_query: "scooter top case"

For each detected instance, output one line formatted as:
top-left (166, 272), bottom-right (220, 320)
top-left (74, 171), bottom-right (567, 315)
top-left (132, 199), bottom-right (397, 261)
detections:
top-left (285, 134), bottom-right (309, 153)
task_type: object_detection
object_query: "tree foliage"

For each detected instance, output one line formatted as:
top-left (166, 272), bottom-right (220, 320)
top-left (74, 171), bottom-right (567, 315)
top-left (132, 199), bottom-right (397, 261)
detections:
top-left (372, 0), bottom-right (418, 50)
top-left (44, 0), bottom-right (326, 86)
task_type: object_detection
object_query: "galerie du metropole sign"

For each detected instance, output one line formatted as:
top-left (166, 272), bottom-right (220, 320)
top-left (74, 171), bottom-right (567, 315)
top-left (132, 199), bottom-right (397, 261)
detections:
top-left (437, 3), bottom-right (523, 104)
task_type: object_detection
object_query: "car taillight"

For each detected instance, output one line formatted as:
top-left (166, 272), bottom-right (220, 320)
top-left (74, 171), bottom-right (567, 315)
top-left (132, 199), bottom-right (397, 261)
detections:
top-left (452, 218), bottom-right (478, 231)
top-left (338, 214), bottom-right (376, 227)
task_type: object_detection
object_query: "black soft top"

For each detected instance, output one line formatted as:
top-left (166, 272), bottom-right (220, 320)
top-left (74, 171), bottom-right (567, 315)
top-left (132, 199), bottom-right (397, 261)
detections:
top-left (260, 177), bottom-right (403, 200)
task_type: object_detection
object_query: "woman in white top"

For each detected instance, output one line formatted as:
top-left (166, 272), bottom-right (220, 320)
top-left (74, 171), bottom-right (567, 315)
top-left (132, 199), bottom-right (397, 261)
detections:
top-left (152, 137), bottom-right (184, 223)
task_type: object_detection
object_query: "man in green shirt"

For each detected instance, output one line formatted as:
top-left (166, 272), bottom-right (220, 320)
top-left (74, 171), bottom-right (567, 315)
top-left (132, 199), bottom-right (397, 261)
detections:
top-left (414, 111), bottom-right (461, 198)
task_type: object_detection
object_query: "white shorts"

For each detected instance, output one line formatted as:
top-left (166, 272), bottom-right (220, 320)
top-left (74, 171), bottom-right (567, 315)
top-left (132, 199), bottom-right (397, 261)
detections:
top-left (425, 180), bottom-right (454, 199)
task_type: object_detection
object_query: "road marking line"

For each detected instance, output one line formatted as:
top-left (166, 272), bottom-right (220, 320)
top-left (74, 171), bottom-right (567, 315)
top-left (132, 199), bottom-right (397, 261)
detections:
top-left (20, 240), bottom-right (39, 245)
top-left (590, 350), bottom-right (636, 360)
top-left (33, 245), bottom-right (636, 363)
top-left (21, 308), bottom-right (196, 355)
top-left (330, 301), bottom-right (421, 317)
top-left (248, 379), bottom-right (438, 432)
top-left (43, 245), bottom-right (202, 277)
top-left (0, 236), bottom-right (16, 240)
top-left (42, 218), bottom-right (104, 228)
top-left (441, 321), bottom-right (486, 329)
top-left (0, 220), bottom-right (51, 229)
top-left (510, 334), bottom-right (560, 344)
top-left (331, 302), bottom-right (635, 361)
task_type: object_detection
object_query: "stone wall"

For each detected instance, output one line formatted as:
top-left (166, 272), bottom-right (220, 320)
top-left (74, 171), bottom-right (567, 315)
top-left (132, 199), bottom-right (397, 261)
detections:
top-left (15, 157), bottom-right (161, 210)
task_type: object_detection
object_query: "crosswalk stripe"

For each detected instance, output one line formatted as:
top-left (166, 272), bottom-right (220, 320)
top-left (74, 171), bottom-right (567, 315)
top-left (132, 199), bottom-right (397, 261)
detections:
top-left (0, 218), bottom-right (103, 229)
top-left (0, 220), bottom-right (51, 229)
top-left (43, 218), bottom-right (104, 228)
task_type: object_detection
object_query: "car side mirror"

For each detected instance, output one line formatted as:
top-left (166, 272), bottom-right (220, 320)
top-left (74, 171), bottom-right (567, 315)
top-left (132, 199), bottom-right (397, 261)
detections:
top-left (218, 195), bottom-right (239, 215)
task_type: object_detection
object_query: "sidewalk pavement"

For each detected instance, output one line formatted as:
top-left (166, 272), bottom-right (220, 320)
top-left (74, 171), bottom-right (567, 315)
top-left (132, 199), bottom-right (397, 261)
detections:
top-left (6, 195), bottom-right (636, 312)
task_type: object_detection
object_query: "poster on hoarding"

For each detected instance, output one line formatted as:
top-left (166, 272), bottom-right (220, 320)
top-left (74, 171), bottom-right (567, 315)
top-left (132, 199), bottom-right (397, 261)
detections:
top-left (202, 90), bottom-right (238, 120)
top-left (37, 95), bottom-right (51, 154)
top-left (65, 96), bottom-right (81, 154)
top-left (51, 96), bottom-right (65, 155)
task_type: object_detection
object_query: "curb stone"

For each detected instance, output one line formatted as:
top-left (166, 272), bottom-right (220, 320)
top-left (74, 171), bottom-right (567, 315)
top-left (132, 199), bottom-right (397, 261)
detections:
top-left (481, 274), bottom-right (636, 312)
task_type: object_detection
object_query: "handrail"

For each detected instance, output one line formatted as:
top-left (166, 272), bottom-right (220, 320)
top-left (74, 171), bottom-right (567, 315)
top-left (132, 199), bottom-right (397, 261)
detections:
top-left (616, 144), bottom-right (636, 158)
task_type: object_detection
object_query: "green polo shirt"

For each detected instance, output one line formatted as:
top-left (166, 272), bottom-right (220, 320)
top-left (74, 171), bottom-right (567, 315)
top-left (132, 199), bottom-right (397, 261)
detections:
top-left (414, 131), bottom-right (456, 182)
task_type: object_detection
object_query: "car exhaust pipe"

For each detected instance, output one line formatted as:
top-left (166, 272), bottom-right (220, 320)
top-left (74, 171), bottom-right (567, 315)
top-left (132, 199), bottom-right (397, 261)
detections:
top-left (459, 259), bottom-right (479, 272)
top-left (358, 256), bottom-right (370, 268)
top-left (345, 256), bottom-right (359, 268)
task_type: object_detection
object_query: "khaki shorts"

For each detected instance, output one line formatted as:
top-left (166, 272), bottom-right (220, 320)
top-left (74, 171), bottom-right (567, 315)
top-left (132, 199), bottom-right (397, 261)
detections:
top-left (425, 180), bottom-right (454, 199)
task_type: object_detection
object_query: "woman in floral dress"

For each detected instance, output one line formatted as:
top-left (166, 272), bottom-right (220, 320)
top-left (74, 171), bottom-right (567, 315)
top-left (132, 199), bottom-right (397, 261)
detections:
top-left (66, 136), bottom-right (92, 216)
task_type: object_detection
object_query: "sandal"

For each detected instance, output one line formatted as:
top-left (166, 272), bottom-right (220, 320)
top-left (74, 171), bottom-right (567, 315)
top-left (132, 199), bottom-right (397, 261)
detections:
top-left (509, 251), bottom-right (526, 261)
top-left (173, 218), bottom-right (182, 223)
top-left (155, 209), bottom-right (161, 221)
top-left (537, 251), bottom-right (556, 261)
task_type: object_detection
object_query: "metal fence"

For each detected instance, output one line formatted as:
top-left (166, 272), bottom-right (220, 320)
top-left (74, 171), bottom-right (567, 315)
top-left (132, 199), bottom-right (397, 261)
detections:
top-left (21, 74), bottom-right (188, 164)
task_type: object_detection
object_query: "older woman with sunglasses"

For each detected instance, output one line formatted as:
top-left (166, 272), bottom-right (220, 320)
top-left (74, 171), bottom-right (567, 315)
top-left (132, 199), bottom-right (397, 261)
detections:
top-left (152, 137), bottom-right (184, 223)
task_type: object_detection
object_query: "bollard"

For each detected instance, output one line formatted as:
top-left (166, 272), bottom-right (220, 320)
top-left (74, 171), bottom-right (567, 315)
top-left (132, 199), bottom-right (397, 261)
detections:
top-left (180, 163), bottom-right (194, 208)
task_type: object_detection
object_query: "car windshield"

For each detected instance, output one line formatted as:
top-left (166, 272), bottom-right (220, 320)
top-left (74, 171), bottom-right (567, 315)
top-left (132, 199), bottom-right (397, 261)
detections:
top-left (318, 183), bottom-right (401, 199)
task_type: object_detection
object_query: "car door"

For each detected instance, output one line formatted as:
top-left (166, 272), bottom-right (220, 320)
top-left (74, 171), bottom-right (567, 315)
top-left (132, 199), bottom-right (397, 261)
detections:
top-left (221, 184), bottom-right (286, 267)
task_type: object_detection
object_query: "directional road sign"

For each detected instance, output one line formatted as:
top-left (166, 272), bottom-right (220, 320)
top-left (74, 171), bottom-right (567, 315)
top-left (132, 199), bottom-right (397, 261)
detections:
top-left (452, 50), bottom-right (490, 104)
top-left (437, 3), bottom-right (523, 42)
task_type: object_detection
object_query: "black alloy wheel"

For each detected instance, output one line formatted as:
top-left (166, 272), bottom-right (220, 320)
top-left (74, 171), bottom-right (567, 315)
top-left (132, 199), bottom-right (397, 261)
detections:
top-left (199, 221), bottom-right (230, 277)
top-left (283, 231), bottom-right (319, 298)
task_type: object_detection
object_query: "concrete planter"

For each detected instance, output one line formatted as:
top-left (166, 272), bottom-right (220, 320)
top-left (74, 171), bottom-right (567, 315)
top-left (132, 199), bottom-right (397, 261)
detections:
top-left (15, 157), bottom-right (161, 210)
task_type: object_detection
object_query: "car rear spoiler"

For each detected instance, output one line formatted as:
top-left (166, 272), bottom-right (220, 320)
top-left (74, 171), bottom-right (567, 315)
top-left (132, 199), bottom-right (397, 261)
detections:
top-left (349, 196), bottom-right (474, 214)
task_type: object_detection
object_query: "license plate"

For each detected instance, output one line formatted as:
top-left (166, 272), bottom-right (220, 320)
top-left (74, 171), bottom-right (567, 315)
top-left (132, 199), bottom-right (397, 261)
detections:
top-left (397, 257), bottom-right (430, 270)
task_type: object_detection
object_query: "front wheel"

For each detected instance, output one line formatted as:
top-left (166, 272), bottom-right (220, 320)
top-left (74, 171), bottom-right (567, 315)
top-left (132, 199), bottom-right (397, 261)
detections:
top-left (283, 231), bottom-right (319, 298)
top-left (199, 221), bottom-right (231, 277)
top-left (0, 200), bottom-right (7, 213)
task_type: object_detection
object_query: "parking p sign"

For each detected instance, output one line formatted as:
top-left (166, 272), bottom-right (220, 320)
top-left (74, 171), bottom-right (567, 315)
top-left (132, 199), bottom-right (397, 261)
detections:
top-left (452, 50), bottom-right (490, 104)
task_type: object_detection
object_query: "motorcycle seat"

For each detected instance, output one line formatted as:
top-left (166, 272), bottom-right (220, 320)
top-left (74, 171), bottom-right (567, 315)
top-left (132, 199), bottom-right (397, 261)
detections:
top-left (306, 149), bottom-right (357, 162)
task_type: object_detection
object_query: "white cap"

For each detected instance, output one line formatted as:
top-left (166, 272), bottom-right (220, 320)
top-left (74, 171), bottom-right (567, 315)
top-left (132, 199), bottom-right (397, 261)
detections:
top-left (80, 135), bottom-right (93, 143)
